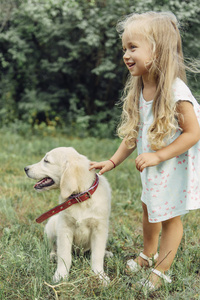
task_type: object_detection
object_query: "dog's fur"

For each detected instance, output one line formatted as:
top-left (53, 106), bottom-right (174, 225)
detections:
top-left (24, 147), bottom-right (111, 284)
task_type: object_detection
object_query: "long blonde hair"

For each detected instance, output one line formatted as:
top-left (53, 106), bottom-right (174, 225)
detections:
top-left (117, 11), bottom-right (187, 150)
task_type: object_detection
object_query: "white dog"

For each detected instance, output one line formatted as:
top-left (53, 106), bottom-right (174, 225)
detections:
top-left (24, 147), bottom-right (111, 284)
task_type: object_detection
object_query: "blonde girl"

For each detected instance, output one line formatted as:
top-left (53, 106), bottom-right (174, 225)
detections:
top-left (90, 11), bottom-right (200, 291)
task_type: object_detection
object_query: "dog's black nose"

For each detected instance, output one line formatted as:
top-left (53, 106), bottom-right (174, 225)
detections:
top-left (24, 167), bottom-right (29, 173)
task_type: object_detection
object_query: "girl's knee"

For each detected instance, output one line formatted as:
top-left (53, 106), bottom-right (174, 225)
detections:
top-left (162, 216), bottom-right (183, 237)
top-left (162, 215), bottom-right (182, 227)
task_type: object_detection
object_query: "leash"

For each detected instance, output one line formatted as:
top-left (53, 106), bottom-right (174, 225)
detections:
top-left (36, 174), bottom-right (99, 223)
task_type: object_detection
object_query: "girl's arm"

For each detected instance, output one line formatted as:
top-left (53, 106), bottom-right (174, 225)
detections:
top-left (90, 138), bottom-right (136, 175)
top-left (136, 101), bottom-right (200, 172)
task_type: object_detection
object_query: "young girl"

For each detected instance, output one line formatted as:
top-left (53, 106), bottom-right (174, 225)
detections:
top-left (90, 11), bottom-right (200, 290)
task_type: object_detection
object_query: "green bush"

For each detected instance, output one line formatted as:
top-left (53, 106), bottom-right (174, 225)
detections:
top-left (0, 0), bottom-right (199, 137)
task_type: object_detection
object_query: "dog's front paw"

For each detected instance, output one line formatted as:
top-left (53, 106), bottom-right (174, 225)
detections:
top-left (50, 251), bottom-right (57, 262)
top-left (97, 272), bottom-right (110, 286)
top-left (53, 269), bottom-right (68, 283)
top-left (105, 250), bottom-right (113, 258)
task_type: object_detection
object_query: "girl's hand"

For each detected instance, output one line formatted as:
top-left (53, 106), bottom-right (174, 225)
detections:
top-left (89, 160), bottom-right (115, 175)
top-left (135, 152), bottom-right (161, 172)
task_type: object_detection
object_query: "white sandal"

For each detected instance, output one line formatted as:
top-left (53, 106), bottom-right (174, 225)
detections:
top-left (140, 268), bottom-right (172, 291)
top-left (127, 252), bottom-right (159, 272)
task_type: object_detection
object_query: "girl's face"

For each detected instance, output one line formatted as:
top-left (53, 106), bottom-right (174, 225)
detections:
top-left (122, 29), bottom-right (153, 81)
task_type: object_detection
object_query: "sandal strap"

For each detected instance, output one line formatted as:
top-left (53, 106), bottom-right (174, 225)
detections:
top-left (152, 268), bottom-right (172, 283)
top-left (139, 252), bottom-right (159, 267)
top-left (140, 278), bottom-right (155, 291)
top-left (126, 259), bottom-right (141, 272)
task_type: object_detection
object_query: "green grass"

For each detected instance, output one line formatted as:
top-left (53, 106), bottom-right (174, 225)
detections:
top-left (0, 130), bottom-right (200, 300)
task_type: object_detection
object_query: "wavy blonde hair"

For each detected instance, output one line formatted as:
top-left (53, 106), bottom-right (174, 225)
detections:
top-left (117, 11), bottom-right (187, 150)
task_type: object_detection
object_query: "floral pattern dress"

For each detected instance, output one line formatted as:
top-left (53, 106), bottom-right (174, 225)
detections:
top-left (137, 78), bottom-right (200, 223)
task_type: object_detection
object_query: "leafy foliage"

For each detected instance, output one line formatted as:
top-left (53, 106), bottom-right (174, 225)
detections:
top-left (0, 0), bottom-right (199, 137)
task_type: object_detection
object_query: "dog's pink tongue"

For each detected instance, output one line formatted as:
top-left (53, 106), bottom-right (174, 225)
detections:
top-left (34, 178), bottom-right (51, 188)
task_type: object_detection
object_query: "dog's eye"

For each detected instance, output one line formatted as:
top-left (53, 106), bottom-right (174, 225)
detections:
top-left (44, 159), bottom-right (49, 163)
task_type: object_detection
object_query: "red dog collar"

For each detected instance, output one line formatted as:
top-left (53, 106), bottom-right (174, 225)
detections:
top-left (36, 174), bottom-right (99, 223)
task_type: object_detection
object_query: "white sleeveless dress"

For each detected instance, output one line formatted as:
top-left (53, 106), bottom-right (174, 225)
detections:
top-left (137, 78), bottom-right (200, 223)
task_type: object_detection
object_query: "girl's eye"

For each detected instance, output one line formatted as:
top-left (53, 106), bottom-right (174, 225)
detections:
top-left (122, 48), bottom-right (126, 53)
top-left (131, 45), bottom-right (136, 50)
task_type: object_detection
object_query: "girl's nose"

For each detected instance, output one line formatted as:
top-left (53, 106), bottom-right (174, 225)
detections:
top-left (123, 50), bottom-right (130, 60)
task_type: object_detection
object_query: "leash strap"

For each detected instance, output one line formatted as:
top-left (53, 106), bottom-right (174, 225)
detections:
top-left (36, 174), bottom-right (99, 223)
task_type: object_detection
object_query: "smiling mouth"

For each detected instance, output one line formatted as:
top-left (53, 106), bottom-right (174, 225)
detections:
top-left (34, 177), bottom-right (55, 190)
top-left (127, 62), bottom-right (135, 68)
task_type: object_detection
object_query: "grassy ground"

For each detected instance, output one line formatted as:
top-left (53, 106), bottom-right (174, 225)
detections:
top-left (0, 130), bottom-right (200, 300)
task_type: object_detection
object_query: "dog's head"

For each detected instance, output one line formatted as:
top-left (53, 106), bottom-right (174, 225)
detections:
top-left (24, 147), bottom-right (93, 198)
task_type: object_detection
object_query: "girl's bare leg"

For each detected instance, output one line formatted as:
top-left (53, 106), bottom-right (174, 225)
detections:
top-left (136, 202), bottom-right (161, 267)
top-left (150, 216), bottom-right (183, 286)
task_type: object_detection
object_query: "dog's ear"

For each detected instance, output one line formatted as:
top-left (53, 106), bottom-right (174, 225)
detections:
top-left (60, 168), bottom-right (77, 199)
top-left (60, 154), bottom-right (89, 199)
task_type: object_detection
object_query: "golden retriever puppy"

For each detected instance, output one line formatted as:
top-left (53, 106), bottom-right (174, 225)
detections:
top-left (24, 147), bottom-right (111, 285)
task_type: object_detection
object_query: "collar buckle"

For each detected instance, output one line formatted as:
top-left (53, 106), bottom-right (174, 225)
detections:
top-left (75, 196), bottom-right (81, 203)
top-left (86, 191), bottom-right (92, 198)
